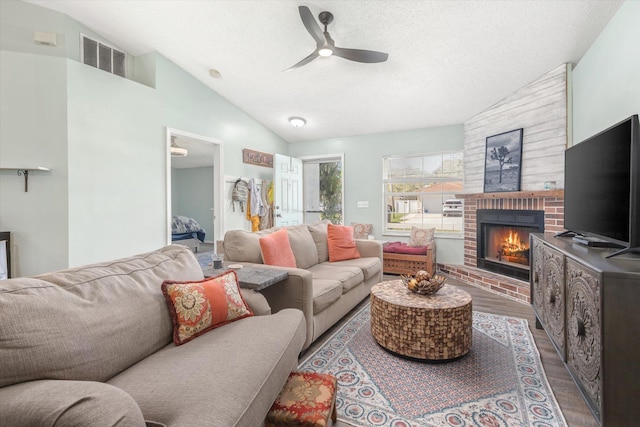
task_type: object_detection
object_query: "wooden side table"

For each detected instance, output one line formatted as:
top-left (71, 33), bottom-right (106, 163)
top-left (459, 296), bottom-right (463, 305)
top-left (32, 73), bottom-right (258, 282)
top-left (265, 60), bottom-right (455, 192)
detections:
top-left (370, 280), bottom-right (472, 360)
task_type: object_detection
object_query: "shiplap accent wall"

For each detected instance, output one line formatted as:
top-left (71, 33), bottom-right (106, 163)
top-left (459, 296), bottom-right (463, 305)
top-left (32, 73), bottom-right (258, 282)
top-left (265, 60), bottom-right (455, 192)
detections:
top-left (463, 64), bottom-right (569, 194)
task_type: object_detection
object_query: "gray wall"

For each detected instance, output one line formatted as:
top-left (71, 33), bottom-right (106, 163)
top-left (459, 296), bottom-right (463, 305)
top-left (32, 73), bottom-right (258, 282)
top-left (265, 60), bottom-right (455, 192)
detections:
top-left (572, 1), bottom-right (640, 144)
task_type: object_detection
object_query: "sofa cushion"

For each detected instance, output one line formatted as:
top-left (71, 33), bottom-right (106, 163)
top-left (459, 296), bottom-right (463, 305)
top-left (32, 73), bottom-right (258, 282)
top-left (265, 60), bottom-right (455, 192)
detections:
top-left (324, 257), bottom-right (382, 282)
top-left (311, 279), bottom-right (343, 314)
top-left (286, 224), bottom-right (319, 269)
top-left (259, 228), bottom-right (296, 267)
top-left (309, 263), bottom-right (364, 293)
top-left (327, 224), bottom-right (361, 262)
top-left (108, 309), bottom-right (306, 427)
top-left (0, 245), bottom-right (203, 388)
top-left (308, 220), bottom-right (331, 264)
top-left (383, 241), bottom-right (430, 255)
top-left (0, 380), bottom-right (147, 427)
top-left (224, 229), bottom-right (273, 263)
top-left (161, 271), bottom-right (253, 345)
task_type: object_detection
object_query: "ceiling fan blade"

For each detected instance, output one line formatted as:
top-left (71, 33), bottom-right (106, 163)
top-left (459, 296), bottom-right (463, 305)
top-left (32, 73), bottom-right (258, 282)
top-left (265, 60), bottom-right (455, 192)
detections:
top-left (298, 6), bottom-right (325, 45)
top-left (333, 47), bottom-right (389, 63)
top-left (284, 50), bottom-right (320, 71)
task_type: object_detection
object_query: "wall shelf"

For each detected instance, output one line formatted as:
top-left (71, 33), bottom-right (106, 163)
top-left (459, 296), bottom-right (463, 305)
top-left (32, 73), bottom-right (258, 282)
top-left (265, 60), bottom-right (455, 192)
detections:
top-left (0, 167), bottom-right (51, 192)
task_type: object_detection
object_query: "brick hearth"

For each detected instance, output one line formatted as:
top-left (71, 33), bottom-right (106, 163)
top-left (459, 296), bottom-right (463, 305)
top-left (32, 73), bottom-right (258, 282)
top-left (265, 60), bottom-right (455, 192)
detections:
top-left (440, 190), bottom-right (564, 303)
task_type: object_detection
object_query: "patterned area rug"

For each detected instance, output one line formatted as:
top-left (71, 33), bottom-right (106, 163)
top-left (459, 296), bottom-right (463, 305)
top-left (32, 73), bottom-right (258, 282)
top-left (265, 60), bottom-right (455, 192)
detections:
top-left (298, 303), bottom-right (567, 427)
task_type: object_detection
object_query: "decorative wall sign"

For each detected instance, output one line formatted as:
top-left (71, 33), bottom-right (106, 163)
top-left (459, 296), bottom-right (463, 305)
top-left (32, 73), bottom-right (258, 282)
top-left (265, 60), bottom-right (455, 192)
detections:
top-left (484, 128), bottom-right (523, 193)
top-left (243, 149), bottom-right (273, 168)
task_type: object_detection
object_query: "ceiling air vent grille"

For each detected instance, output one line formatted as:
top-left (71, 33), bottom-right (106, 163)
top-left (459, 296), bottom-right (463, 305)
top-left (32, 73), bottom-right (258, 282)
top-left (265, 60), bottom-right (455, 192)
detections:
top-left (81, 34), bottom-right (126, 78)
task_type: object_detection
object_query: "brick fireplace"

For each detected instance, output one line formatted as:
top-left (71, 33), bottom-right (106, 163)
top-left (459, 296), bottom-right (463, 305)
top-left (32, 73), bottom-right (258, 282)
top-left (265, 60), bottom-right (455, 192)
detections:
top-left (445, 64), bottom-right (569, 303)
top-left (439, 190), bottom-right (564, 303)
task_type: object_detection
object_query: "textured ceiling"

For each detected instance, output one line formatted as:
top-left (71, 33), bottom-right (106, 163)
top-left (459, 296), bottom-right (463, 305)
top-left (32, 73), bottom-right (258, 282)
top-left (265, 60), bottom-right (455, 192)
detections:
top-left (27, 0), bottom-right (623, 143)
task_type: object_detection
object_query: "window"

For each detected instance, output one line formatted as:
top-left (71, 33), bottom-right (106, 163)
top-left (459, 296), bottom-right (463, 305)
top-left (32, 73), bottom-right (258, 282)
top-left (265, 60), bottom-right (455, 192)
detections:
top-left (383, 152), bottom-right (463, 234)
top-left (81, 34), bottom-right (126, 77)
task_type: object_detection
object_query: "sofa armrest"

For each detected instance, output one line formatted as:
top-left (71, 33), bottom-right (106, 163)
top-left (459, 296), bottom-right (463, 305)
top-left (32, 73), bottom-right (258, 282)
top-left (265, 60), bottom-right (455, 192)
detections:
top-left (355, 239), bottom-right (383, 260)
top-left (0, 380), bottom-right (147, 427)
top-left (241, 264), bottom-right (314, 349)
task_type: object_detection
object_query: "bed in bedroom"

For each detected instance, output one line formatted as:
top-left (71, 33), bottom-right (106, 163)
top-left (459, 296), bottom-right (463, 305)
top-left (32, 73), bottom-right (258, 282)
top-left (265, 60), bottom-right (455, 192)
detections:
top-left (171, 215), bottom-right (206, 252)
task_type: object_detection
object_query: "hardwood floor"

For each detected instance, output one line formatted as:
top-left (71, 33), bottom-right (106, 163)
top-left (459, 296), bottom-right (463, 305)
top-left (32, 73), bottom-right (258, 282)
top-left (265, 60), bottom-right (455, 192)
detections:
top-left (301, 275), bottom-right (598, 427)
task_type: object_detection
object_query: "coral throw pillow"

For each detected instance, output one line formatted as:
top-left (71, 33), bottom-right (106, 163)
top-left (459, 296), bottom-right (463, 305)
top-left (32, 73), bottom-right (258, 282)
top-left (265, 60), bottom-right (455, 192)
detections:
top-left (409, 226), bottom-right (435, 247)
top-left (259, 228), bottom-right (297, 267)
top-left (327, 224), bottom-right (361, 262)
top-left (161, 271), bottom-right (253, 345)
top-left (351, 223), bottom-right (372, 239)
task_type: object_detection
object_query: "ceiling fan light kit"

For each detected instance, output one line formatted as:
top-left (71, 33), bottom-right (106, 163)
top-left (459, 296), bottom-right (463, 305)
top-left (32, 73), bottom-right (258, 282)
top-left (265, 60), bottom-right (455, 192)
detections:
top-left (285, 6), bottom-right (388, 71)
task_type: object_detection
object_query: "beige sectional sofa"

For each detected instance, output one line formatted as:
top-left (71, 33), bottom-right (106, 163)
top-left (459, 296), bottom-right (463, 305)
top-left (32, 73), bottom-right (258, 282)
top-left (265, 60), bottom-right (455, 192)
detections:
top-left (222, 221), bottom-right (383, 350)
top-left (0, 245), bottom-right (306, 427)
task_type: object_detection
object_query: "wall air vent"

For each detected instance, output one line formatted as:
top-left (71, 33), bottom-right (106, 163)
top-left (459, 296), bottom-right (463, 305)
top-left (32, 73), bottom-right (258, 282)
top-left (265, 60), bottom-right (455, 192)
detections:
top-left (80, 34), bottom-right (126, 78)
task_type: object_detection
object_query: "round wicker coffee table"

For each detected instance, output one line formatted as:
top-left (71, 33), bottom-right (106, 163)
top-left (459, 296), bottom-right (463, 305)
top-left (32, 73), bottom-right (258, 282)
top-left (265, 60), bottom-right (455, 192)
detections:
top-left (370, 280), bottom-right (472, 360)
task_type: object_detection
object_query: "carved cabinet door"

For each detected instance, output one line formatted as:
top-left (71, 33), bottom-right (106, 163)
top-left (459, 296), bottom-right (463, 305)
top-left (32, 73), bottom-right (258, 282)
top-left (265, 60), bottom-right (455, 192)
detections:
top-left (542, 244), bottom-right (566, 359)
top-left (566, 259), bottom-right (602, 420)
top-left (531, 238), bottom-right (545, 322)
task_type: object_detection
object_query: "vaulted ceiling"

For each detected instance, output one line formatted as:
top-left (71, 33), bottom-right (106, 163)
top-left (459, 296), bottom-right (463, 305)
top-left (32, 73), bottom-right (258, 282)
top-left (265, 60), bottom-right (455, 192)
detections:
top-left (27, 0), bottom-right (623, 143)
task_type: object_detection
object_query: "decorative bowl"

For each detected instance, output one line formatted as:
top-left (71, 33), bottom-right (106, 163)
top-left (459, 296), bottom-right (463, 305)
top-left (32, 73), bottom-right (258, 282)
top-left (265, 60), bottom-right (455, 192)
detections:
top-left (401, 270), bottom-right (447, 295)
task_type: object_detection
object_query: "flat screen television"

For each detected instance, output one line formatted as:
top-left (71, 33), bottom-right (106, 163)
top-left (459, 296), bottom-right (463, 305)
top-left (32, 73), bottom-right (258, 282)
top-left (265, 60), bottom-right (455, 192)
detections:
top-left (563, 114), bottom-right (640, 258)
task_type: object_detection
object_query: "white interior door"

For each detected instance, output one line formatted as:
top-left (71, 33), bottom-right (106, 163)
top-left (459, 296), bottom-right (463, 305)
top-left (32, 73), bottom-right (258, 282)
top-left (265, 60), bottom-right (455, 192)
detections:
top-left (274, 154), bottom-right (303, 226)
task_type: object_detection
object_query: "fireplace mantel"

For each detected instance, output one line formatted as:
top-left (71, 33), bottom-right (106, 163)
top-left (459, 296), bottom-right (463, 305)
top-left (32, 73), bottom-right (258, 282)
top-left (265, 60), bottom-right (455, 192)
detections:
top-left (455, 190), bottom-right (564, 200)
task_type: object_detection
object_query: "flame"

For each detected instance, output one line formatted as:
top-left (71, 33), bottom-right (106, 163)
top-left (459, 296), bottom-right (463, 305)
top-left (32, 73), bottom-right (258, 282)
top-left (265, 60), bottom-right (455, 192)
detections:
top-left (498, 229), bottom-right (528, 256)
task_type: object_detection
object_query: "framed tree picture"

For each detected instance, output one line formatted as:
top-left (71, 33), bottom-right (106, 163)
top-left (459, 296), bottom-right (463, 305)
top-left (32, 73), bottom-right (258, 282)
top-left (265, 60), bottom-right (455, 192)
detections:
top-left (484, 128), bottom-right (523, 193)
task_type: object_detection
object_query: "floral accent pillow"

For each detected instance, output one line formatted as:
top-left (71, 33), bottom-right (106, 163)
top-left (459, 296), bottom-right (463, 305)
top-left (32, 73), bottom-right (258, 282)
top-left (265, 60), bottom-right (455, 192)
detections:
top-left (408, 226), bottom-right (436, 247)
top-left (351, 223), bottom-right (372, 239)
top-left (161, 271), bottom-right (253, 345)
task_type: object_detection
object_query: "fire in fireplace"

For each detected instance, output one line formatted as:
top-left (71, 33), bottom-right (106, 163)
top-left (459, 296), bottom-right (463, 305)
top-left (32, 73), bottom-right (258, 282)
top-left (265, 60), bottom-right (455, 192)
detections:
top-left (486, 226), bottom-right (531, 267)
top-left (476, 209), bottom-right (544, 281)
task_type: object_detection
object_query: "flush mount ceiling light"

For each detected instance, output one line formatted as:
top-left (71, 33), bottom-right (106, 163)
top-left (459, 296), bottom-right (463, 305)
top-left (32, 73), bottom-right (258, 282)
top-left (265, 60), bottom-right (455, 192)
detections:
top-left (170, 136), bottom-right (188, 157)
top-left (289, 117), bottom-right (306, 128)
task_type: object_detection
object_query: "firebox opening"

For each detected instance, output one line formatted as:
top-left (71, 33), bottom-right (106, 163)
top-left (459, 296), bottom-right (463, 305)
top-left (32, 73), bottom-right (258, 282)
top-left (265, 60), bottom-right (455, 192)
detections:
top-left (476, 209), bottom-right (545, 281)
top-left (484, 225), bottom-right (532, 270)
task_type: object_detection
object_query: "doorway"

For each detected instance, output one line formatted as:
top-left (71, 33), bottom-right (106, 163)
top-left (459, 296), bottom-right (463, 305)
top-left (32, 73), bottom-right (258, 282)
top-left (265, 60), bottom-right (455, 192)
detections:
top-left (165, 128), bottom-right (223, 248)
top-left (301, 154), bottom-right (344, 225)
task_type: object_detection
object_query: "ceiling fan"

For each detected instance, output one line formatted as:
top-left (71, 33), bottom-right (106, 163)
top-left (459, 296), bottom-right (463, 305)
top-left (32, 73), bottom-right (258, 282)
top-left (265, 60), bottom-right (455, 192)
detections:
top-left (285, 5), bottom-right (389, 70)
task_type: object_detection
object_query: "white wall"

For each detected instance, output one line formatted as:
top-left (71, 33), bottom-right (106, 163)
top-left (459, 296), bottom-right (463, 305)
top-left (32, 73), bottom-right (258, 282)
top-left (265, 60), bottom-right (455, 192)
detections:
top-left (1, 1), bottom-right (289, 275)
top-left (66, 60), bottom-right (163, 266)
top-left (289, 125), bottom-right (465, 265)
top-left (0, 51), bottom-right (69, 276)
top-left (464, 64), bottom-right (569, 193)
top-left (572, 1), bottom-right (640, 144)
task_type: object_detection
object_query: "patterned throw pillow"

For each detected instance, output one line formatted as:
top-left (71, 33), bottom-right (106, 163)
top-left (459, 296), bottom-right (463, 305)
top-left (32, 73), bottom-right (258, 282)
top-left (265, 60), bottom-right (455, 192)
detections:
top-left (351, 223), bottom-right (372, 239)
top-left (161, 271), bottom-right (253, 345)
top-left (408, 226), bottom-right (435, 247)
top-left (327, 224), bottom-right (361, 262)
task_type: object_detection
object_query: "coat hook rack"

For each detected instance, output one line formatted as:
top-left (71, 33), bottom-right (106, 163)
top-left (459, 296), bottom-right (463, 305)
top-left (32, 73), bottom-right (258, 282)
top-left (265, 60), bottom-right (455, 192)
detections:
top-left (0, 167), bottom-right (51, 192)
